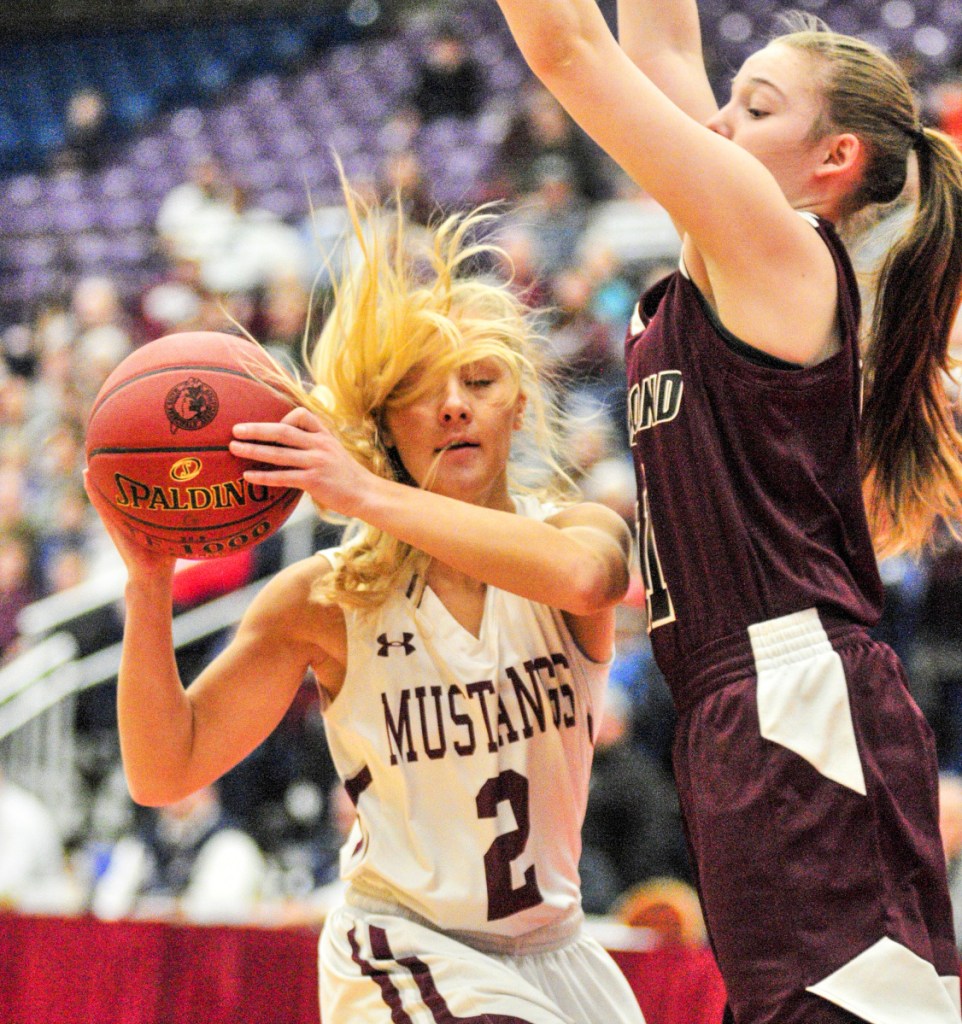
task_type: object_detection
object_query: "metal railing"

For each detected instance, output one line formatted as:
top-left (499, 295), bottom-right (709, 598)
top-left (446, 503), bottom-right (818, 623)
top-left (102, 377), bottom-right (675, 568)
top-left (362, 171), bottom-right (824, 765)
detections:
top-left (0, 496), bottom-right (323, 813)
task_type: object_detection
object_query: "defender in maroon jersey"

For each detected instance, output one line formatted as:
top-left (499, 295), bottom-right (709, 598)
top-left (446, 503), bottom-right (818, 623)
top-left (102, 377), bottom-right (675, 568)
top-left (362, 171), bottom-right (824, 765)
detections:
top-left (626, 216), bottom-right (956, 1022)
top-left (495, 0), bottom-right (962, 1021)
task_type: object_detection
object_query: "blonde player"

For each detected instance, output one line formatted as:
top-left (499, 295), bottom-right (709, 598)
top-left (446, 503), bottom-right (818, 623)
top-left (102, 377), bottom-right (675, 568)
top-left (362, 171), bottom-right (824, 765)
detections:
top-left (86, 186), bottom-right (644, 1024)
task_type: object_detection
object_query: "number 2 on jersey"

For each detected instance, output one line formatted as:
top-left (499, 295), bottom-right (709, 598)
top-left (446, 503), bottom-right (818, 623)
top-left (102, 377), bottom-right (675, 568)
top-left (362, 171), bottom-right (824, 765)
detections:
top-left (476, 770), bottom-right (543, 921)
top-left (637, 463), bottom-right (676, 631)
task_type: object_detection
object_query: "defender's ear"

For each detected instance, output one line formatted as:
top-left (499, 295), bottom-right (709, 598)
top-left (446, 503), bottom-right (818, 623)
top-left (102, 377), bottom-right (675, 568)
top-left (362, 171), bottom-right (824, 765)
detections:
top-left (816, 132), bottom-right (864, 177)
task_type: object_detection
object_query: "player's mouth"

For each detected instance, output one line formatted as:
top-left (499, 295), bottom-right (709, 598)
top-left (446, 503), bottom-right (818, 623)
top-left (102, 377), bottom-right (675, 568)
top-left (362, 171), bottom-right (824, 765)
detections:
top-left (435, 440), bottom-right (479, 453)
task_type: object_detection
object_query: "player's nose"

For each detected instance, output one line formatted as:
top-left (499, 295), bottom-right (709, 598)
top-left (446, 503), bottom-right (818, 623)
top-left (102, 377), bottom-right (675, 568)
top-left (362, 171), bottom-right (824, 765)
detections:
top-left (438, 377), bottom-right (471, 423)
top-left (705, 105), bottom-right (732, 139)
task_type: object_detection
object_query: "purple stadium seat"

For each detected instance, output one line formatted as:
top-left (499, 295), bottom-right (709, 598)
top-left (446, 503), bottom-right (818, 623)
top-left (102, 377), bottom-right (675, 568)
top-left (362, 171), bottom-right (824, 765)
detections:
top-left (71, 231), bottom-right (111, 269)
top-left (50, 200), bottom-right (98, 235)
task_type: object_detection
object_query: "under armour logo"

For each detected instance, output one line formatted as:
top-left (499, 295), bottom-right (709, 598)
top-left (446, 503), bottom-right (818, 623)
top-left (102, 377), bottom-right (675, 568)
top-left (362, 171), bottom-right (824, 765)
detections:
top-left (377, 632), bottom-right (416, 657)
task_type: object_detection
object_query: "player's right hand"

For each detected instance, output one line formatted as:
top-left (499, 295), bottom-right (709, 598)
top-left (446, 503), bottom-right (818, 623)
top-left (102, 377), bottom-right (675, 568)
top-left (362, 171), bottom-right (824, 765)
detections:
top-left (83, 469), bottom-right (177, 579)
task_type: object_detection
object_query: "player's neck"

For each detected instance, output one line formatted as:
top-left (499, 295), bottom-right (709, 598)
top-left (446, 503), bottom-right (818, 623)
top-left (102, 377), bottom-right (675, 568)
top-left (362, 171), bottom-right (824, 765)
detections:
top-left (424, 561), bottom-right (487, 637)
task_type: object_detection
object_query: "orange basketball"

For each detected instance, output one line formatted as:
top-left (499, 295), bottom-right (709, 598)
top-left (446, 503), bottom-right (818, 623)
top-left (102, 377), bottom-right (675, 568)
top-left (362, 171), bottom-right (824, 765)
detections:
top-left (85, 331), bottom-right (301, 559)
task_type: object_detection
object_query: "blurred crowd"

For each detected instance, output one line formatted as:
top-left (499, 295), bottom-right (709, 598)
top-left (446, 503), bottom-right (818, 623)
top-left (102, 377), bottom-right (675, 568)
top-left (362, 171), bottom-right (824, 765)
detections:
top-left (2, 15), bottom-right (962, 965)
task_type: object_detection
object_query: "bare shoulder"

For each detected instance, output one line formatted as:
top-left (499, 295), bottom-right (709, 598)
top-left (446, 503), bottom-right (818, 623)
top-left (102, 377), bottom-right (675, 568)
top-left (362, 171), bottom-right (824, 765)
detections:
top-left (694, 210), bottom-right (842, 366)
top-left (241, 552), bottom-right (347, 665)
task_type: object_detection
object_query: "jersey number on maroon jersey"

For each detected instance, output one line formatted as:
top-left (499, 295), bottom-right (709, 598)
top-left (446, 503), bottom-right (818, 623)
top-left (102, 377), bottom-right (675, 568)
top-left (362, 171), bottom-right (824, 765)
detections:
top-left (637, 465), bottom-right (676, 631)
top-left (476, 770), bottom-right (543, 921)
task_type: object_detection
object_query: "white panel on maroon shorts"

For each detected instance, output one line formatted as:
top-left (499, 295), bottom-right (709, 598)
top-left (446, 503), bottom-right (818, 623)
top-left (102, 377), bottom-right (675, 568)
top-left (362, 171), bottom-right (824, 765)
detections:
top-left (806, 936), bottom-right (961, 1023)
top-left (750, 607), bottom-right (867, 795)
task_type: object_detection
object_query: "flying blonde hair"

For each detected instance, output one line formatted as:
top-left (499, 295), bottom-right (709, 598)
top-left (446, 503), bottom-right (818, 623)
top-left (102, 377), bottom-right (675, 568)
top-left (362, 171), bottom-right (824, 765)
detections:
top-left (274, 175), bottom-right (578, 608)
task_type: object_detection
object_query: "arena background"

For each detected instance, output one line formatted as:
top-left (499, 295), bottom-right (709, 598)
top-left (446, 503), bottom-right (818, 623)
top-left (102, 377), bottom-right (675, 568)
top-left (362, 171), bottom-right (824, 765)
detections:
top-left (1, 2), bottom-right (961, 1019)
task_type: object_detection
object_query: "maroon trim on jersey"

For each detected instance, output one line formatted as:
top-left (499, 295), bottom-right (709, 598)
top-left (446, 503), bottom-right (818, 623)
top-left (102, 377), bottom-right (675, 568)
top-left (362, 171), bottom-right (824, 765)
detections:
top-left (348, 925), bottom-right (537, 1024)
top-left (344, 765), bottom-right (373, 806)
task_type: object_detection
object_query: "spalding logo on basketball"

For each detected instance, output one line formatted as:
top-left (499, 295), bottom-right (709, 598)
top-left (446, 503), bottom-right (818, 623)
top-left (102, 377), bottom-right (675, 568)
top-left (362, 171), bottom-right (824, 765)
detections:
top-left (85, 331), bottom-right (301, 559)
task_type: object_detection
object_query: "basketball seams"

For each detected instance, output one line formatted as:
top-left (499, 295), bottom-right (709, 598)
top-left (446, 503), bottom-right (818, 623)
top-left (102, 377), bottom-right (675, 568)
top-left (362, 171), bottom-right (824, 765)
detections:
top-left (87, 445), bottom-right (232, 457)
top-left (89, 363), bottom-right (275, 420)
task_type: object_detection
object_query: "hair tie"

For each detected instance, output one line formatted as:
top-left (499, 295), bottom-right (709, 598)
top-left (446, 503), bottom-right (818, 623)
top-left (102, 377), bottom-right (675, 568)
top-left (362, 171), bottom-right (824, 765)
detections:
top-left (910, 125), bottom-right (927, 149)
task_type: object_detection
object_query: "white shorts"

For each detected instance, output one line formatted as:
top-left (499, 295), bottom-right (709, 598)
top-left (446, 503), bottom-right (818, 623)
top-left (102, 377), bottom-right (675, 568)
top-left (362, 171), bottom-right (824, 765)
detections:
top-left (319, 901), bottom-right (647, 1024)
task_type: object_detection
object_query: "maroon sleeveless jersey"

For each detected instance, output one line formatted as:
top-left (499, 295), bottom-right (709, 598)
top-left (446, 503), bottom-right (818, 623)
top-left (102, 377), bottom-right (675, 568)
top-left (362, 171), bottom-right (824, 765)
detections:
top-left (624, 215), bottom-right (884, 687)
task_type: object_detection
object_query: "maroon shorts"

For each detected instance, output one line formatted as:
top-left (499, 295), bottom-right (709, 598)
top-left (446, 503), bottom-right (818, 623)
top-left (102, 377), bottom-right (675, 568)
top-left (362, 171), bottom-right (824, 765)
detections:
top-left (670, 610), bottom-right (959, 1024)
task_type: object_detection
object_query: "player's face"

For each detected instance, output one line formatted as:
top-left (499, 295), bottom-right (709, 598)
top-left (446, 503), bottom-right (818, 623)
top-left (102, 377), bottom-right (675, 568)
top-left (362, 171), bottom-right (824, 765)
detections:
top-left (382, 357), bottom-right (525, 508)
top-left (706, 42), bottom-right (829, 207)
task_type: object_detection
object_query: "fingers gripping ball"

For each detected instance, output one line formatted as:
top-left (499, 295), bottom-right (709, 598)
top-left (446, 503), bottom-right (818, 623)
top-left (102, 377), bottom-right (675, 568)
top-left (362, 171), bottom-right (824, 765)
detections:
top-left (85, 331), bottom-right (301, 559)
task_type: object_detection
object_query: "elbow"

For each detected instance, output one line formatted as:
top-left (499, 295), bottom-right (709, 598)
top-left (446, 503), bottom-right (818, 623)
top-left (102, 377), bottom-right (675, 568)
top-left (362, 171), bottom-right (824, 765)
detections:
top-left (516, 19), bottom-right (590, 83)
top-left (563, 560), bottom-right (630, 616)
top-left (126, 774), bottom-right (186, 808)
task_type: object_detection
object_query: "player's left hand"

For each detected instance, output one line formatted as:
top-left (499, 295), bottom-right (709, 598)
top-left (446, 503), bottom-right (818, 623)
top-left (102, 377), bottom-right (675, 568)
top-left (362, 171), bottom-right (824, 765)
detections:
top-left (230, 406), bottom-right (374, 517)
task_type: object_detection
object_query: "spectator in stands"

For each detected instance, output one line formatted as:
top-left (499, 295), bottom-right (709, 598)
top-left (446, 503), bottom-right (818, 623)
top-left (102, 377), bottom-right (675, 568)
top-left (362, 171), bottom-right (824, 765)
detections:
top-left (407, 21), bottom-right (487, 123)
top-left (137, 257), bottom-right (205, 340)
top-left (270, 779), bottom-right (356, 924)
top-left (260, 272), bottom-right (313, 366)
top-left (0, 521), bottom-right (40, 660)
top-left (30, 320), bottom-right (91, 429)
top-left (576, 170), bottom-right (682, 278)
top-left (580, 686), bottom-right (688, 914)
top-left (491, 83), bottom-right (614, 203)
top-left (0, 371), bottom-right (49, 470)
top-left (507, 154), bottom-right (590, 278)
top-left (612, 877), bottom-right (728, 1024)
top-left (154, 154), bottom-right (235, 268)
top-left (613, 875), bottom-right (707, 947)
top-left (69, 276), bottom-right (135, 401)
top-left (489, 223), bottom-right (551, 311)
top-left (939, 772), bottom-right (962, 954)
top-left (1, 324), bottom-right (39, 380)
top-left (298, 173), bottom-right (380, 292)
top-left (0, 453), bottom-right (28, 533)
top-left (543, 266), bottom-right (621, 408)
top-left (931, 73), bottom-right (962, 150)
top-left (912, 534), bottom-right (962, 770)
top-left (36, 483), bottom-right (92, 583)
top-left (52, 86), bottom-right (121, 174)
top-left (28, 418), bottom-right (86, 531)
top-left (0, 768), bottom-right (75, 912)
top-left (91, 782), bottom-right (267, 924)
top-left (377, 148), bottom-right (435, 227)
top-left (201, 183), bottom-right (309, 297)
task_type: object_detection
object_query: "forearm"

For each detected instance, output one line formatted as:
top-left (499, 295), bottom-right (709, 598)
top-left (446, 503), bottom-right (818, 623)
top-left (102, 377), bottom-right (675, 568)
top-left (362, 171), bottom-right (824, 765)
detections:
top-left (116, 572), bottom-right (195, 805)
top-left (617, 0), bottom-right (702, 66)
top-left (354, 476), bottom-right (629, 613)
top-left (616, 0), bottom-right (718, 121)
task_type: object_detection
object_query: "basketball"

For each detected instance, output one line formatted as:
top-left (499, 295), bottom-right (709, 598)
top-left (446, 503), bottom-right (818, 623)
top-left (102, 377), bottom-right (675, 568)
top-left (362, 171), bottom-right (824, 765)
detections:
top-left (85, 331), bottom-right (302, 559)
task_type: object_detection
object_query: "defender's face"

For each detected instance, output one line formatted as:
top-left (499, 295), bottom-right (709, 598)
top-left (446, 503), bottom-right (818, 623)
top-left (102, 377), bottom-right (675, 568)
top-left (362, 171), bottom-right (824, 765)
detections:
top-left (382, 358), bottom-right (525, 509)
top-left (706, 42), bottom-right (829, 207)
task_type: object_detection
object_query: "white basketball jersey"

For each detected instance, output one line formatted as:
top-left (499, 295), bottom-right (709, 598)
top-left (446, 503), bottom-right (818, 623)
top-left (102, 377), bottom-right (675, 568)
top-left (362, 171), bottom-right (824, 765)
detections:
top-left (320, 495), bottom-right (611, 940)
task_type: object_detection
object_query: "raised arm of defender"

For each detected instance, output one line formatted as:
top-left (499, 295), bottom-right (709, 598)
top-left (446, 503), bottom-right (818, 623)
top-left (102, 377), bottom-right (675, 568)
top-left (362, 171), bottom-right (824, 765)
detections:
top-left (493, 0), bottom-right (850, 367)
top-left (615, 0), bottom-right (717, 123)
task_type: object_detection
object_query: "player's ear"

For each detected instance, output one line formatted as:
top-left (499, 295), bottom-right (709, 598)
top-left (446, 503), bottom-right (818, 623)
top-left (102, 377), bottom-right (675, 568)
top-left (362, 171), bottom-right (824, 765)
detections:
top-left (513, 391), bottom-right (527, 431)
top-left (815, 131), bottom-right (864, 179)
